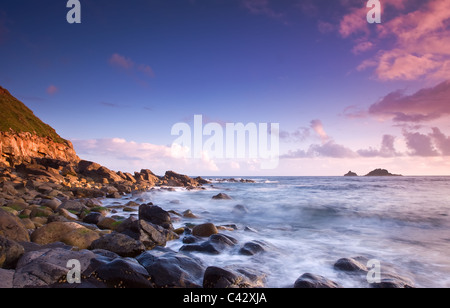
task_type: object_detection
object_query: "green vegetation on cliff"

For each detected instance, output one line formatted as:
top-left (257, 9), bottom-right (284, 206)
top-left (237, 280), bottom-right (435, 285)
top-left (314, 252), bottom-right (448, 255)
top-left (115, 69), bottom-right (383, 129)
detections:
top-left (0, 86), bottom-right (68, 145)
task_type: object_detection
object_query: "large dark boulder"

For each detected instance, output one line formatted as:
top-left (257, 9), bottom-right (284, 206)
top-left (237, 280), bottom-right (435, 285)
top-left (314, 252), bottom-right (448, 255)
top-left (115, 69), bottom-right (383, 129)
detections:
top-left (180, 234), bottom-right (237, 255)
top-left (203, 265), bottom-right (266, 288)
top-left (139, 203), bottom-right (173, 230)
top-left (136, 249), bottom-right (205, 288)
top-left (88, 257), bottom-right (154, 288)
top-left (294, 273), bottom-right (341, 288)
top-left (334, 257), bottom-right (368, 273)
top-left (13, 247), bottom-right (97, 288)
top-left (89, 233), bottom-right (145, 258)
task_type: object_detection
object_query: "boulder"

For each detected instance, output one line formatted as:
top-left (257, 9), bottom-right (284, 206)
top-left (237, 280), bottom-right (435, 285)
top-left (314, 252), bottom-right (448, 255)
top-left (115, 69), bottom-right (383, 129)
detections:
top-left (212, 193), bottom-right (232, 200)
top-left (203, 266), bottom-right (266, 288)
top-left (58, 200), bottom-right (87, 215)
top-left (89, 233), bottom-right (145, 258)
top-left (180, 234), bottom-right (237, 255)
top-left (294, 273), bottom-right (341, 288)
top-left (13, 247), bottom-right (97, 288)
top-left (0, 208), bottom-right (30, 242)
top-left (232, 204), bottom-right (249, 215)
top-left (334, 257), bottom-right (368, 273)
top-left (370, 272), bottom-right (414, 288)
top-left (30, 222), bottom-right (100, 249)
top-left (162, 171), bottom-right (198, 187)
top-left (96, 217), bottom-right (119, 230)
top-left (139, 203), bottom-right (173, 229)
top-left (40, 198), bottom-right (62, 211)
top-left (136, 249), bottom-right (205, 288)
top-left (88, 257), bottom-right (154, 288)
top-left (139, 220), bottom-right (179, 249)
top-left (115, 216), bottom-right (140, 239)
top-left (77, 160), bottom-right (123, 183)
top-left (239, 241), bottom-right (266, 256)
top-left (0, 236), bottom-right (25, 269)
top-left (83, 212), bottom-right (103, 225)
top-left (192, 223), bottom-right (218, 237)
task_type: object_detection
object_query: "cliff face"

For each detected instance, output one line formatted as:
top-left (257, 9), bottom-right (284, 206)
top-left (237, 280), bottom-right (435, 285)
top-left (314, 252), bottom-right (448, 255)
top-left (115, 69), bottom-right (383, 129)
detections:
top-left (0, 86), bottom-right (80, 167)
top-left (0, 131), bottom-right (80, 167)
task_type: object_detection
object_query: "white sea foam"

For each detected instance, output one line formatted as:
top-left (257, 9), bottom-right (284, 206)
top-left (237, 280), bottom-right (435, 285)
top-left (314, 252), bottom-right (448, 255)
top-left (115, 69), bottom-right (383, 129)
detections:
top-left (103, 176), bottom-right (450, 288)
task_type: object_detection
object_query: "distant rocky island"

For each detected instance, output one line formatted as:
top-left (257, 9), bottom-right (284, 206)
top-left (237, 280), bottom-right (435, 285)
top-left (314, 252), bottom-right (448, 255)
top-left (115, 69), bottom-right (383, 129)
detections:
top-left (344, 171), bottom-right (358, 177)
top-left (344, 169), bottom-right (403, 177)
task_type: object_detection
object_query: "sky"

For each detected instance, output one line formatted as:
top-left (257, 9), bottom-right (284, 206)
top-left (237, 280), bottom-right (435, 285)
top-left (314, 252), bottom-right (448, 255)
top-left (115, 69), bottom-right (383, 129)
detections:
top-left (1, 0), bottom-right (450, 176)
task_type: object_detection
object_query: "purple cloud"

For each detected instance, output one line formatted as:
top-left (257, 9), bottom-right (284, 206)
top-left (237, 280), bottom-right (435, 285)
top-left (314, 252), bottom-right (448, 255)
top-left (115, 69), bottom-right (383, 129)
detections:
top-left (369, 80), bottom-right (450, 123)
top-left (358, 135), bottom-right (400, 158)
top-left (403, 131), bottom-right (439, 157)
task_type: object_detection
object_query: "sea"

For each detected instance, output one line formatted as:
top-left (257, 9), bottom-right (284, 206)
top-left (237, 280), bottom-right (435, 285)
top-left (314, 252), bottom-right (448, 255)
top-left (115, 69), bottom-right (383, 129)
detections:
top-left (102, 176), bottom-right (450, 288)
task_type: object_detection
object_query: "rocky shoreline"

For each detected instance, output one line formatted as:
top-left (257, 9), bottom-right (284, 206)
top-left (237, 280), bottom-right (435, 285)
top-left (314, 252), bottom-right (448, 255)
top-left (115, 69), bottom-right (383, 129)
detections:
top-left (0, 158), bottom-right (415, 288)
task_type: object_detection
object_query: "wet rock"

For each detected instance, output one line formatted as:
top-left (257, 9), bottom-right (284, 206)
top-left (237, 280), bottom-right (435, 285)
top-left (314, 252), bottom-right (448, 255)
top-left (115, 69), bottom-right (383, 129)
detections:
top-left (370, 272), bottom-right (415, 288)
top-left (294, 273), bottom-right (341, 288)
top-left (180, 234), bottom-right (237, 255)
top-left (139, 203), bottom-right (173, 230)
top-left (139, 220), bottom-right (179, 250)
top-left (182, 235), bottom-right (202, 244)
top-left (0, 208), bottom-right (30, 242)
top-left (239, 241), bottom-right (266, 256)
top-left (180, 241), bottom-right (221, 255)
top-left (137, 249), bottom-right (205, 288)
top-left (89, 232), bottom-right (145, 258)
top-left (115, 216), bottom-right (140, 240)
top-left (334, 257), bottom-right (368, 273)
top-left (13, 247), bottom-right (97, 288)
top-left (192, 223), bottom-right (218, 237)
top-left (203, 266), bottom-right (266, 288)
top-left (232, 204), bottom-right (249, 215)
top-left (182, 209), bottom-right (199, 219)
top-left (83, 212), bottom-right (103, 225)
top-left (0, 236), bottom-right (25, 269)
top-left (212, 193), bottom-right (232, 200)
top-left (89, 257), bottom-right (154, 288)
top-left (96, 217), bottom-right (119, 231)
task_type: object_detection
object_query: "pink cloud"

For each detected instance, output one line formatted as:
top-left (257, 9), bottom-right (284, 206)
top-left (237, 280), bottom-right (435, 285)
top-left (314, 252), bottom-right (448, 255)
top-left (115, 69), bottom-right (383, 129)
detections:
top-left (342, 0), bottom-right (450, 81)
top-left (351, 41), bottom-right (374, 54)
top-left (137, 64), bottom-right (155, 78)
top-left (310, 119), bottom-right (330, 143)
top-left (339, 6), bottom-right (369, 38)
top-left (108, 53), bottom-right (155, 84)
top-left (109, 53), bottom-right (134, 70)
top-left (241, 0), bottom-right (283, 19)
top-left (317, 20), bottom-right (334, 34)
top-left (46, 85), bottom-right (59, 95)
